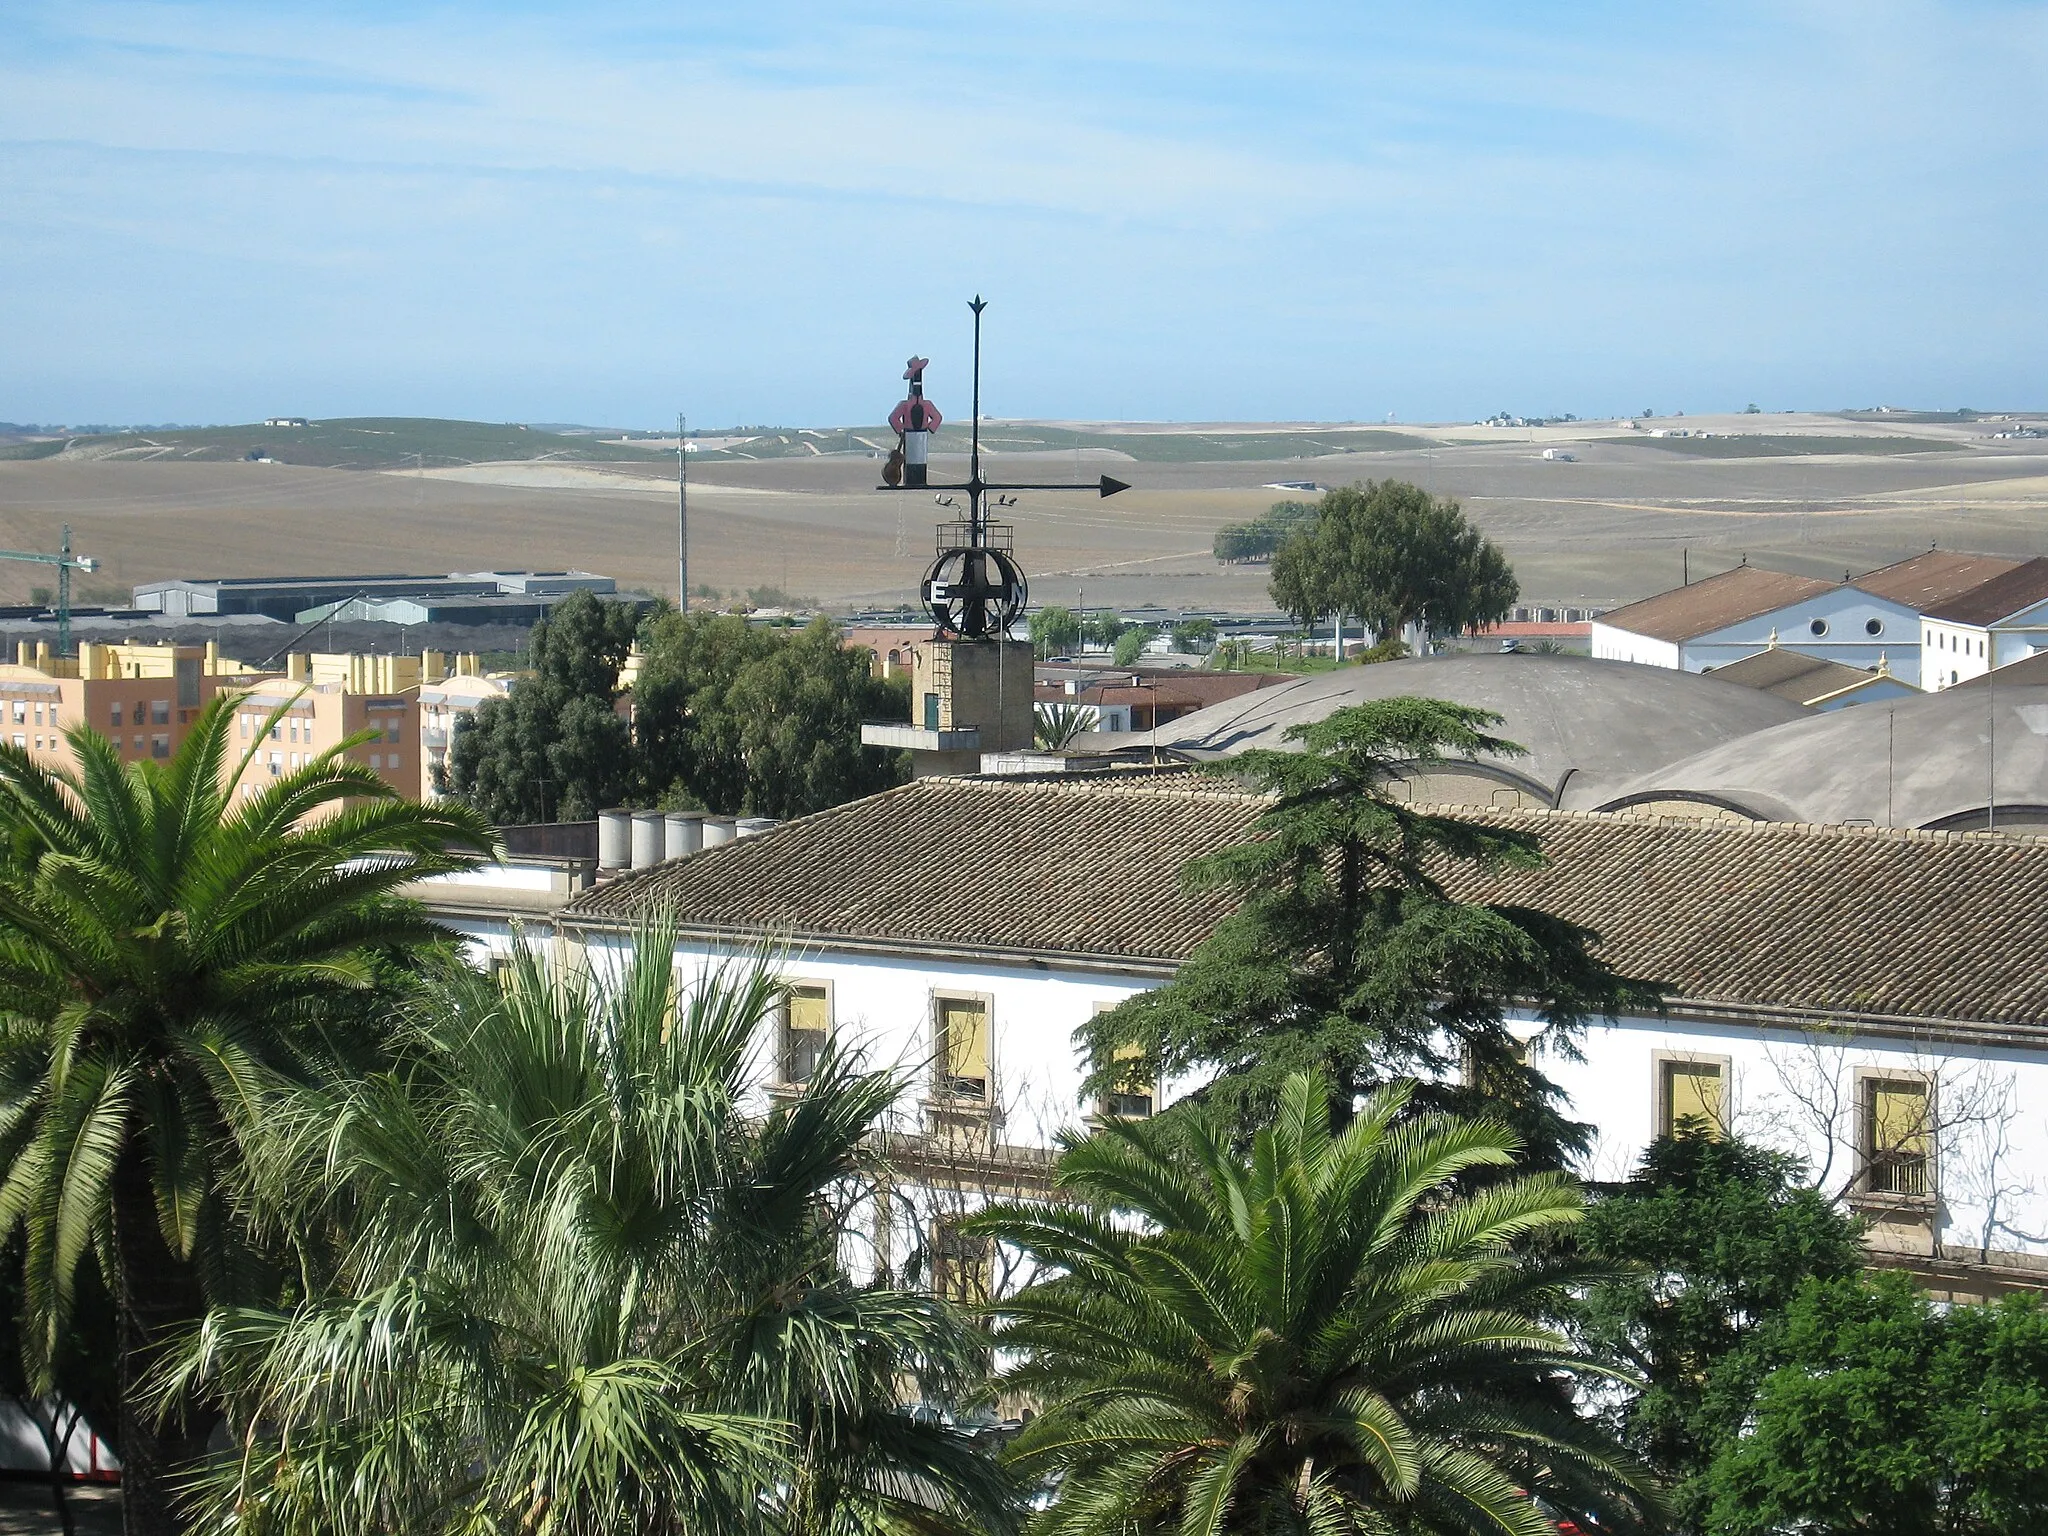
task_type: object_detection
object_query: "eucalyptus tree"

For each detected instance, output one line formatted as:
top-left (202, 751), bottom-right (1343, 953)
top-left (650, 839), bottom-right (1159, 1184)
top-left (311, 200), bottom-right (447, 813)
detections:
top-left (0, 695), bottom-right (494, 1535)
top-left (971, 1074), bottom-right (1654, 1536)
top-left (1268, 481), bottom-right (1516, 645)
top-left (169, 927), bottom-right (1015, 1536)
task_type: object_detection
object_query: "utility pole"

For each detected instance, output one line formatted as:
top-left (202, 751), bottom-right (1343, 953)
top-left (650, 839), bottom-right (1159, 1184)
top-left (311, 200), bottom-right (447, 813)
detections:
top-left (677, 413), bottom-right (689, 612)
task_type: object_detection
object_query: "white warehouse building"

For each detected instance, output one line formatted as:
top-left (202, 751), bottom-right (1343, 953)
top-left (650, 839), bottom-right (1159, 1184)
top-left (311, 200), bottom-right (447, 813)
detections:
top-left (1591, 550), bottom-right (2037, 690)
top-left (414, 772), bottom-right (2048, 1300)
top-left (1918, 557), bottom-right (2048, 691)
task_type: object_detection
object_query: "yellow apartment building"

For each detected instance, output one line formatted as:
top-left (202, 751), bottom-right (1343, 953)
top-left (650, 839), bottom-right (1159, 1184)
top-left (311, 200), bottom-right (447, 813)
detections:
top-left (0, 639), bottom-right (261, 771)
top-left (227, 652), bottom-right (425, 802)
top-left (0, 640), bottom-right (487, 809)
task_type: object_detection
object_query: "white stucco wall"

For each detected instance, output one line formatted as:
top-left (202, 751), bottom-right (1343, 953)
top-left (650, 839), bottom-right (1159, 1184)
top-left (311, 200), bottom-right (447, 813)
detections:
top-left (1684, 589), bottom-right (1923, 683)
top-left (1922, 610), bottom-right (2048, 692)
top-left (441, 911), bottom-right (2048, 1273)
top-left (1599, 591), bottom-right (1927, 685)
top-left (1589, 624), bottom-right (1680, 668)
top-left (1520, 1011), bottom-right (2048, 1260)
top-left (660, 938), bottom-right (1161, 1146)
top-left (1923, 619), bottom-right (1992, 690)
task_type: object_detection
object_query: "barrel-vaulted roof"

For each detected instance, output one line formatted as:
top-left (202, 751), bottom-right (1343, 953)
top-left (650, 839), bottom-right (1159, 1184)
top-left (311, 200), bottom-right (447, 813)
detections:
top-left (1585, 682), bottom-right (2048, 831)
top-left (565, 771), bottom-right (2048, 1035)
top-left (1091, 654), bottom-right (1802, 805)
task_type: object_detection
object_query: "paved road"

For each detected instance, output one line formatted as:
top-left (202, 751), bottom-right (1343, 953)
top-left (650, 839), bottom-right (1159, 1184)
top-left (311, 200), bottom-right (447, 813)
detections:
top-left (0, 1483), bottom-right (120, 1535)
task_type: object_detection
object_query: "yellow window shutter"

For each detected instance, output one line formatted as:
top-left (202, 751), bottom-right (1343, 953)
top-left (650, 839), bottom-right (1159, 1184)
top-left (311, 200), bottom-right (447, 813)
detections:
top-left (789, 986), bottom-right (829, 1034)
top-left (1869, 1080), bottom-right (1930, 1196)
top-left (941, 998), bottom-right (989, 1097)
top-left (1665, 1062), bottom-right (1724, 1137)
top-left (780, 984), bottom-right (830, 1084)
top-left (1873, 1082), bottom-right (1929, 1156)
top-left (1106, 1041), bottom-right (1155, 1118)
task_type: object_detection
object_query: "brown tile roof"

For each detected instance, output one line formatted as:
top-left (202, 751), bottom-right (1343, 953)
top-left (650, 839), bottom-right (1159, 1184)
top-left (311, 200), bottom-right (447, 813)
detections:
top-left (1849, 549), bottom-right (2021, 609)
top-left (1703, 647), bottom-right (1881, 705)
top-left (1925, 557), bottom-right (2048, 626)
top-left (1595, 566), bottom-right (1834, 644)
top-left (573, 771), bottom-right (1251, 965)
top-left (565, 772), bottom-right (2048, 1032)
top-left (1108, 673), bottom-right (1294, 708)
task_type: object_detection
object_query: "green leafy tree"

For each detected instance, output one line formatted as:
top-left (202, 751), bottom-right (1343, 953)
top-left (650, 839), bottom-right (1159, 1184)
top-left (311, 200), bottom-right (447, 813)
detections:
top-left (1082, 611), bottom-right (1130, 652)
top-left (1576, 1131), bottom-right (1865, 1531)
top-left (1111, 627), bottom-right (1147, 667)
top-left (1706, 1273), bottom-right (2048, 1535)
top-left (633, 607), bottom-right (782, 813)
top-left (1170, 617), bottom-right (1217, 654)
top-left (1212, 500), bottom-right (1320, 565)
top-left (721, 619), bottom-right (914, 817)
top-left (170, 927), bottom-right (1015, 1536)
top-left (0, 695), bottom-right (492, 1536)
top-left (970, 1073), bottom-right (1657, 1536)
top-left (1269, 481), bottom-right (1517, 643)
top-left (1082, 699), bottom-right (1656, 1157)
top-left (446, 589), bottom-right (641, 821)
top-left (1029, 606), bottom-right (1082, 660)
top-left (633, 612), bottom-right (909, 817)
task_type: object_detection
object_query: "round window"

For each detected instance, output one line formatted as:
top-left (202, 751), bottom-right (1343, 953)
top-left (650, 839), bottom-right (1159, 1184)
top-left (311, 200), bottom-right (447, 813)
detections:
top-left (1809, 618), bottom-right (1829, 637)
top-left (1865, 618), bottom-right (1883, 636)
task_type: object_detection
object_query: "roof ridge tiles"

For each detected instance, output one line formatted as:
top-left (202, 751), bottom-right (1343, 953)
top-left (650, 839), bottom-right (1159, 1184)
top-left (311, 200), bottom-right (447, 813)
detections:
top-left (561, 769), bottom-right (2048, 1030)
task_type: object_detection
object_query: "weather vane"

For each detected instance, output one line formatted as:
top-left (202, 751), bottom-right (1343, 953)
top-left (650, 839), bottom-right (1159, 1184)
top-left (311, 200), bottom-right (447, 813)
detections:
top-left (878, 297), bottom-right (1128, 640)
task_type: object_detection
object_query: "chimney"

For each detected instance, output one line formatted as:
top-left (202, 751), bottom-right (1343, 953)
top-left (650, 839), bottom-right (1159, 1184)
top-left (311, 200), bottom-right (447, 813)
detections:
top-left (422, 649), bottom-right (446, 683)
top-left (35, 641), bottom-right (51, 668)
top-left (205, 639), bottom-right (220, 673)
top-left (286, 654), bottom-right (308, 682)
top-left (14, 641), bottom-right (29, 667)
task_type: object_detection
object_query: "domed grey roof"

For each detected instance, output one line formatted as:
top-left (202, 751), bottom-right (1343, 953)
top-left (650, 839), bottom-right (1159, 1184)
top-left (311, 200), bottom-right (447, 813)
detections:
top-left (1585, 682), bottom-right (2048, 830)
top-left (1101, 654), bottom-right (1805, 805)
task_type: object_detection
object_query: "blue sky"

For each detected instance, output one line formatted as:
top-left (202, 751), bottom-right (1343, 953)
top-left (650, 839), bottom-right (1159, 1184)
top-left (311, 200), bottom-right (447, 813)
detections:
top-left (3, 1), bottom-right (2043, 427)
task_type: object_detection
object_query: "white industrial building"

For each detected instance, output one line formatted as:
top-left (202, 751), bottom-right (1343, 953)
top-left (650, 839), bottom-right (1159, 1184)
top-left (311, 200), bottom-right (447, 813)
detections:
top-left (413, 770), bottom-right (2048, 1299)
top-left (1590, 550), bottom-right (2039, 690)
top-left (1919, 557), bottom-right (2048, 691)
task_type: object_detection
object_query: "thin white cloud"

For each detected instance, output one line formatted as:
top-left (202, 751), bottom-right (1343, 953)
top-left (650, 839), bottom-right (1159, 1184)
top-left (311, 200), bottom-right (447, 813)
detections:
top-left (1, 1), bottom-right (2042, 422)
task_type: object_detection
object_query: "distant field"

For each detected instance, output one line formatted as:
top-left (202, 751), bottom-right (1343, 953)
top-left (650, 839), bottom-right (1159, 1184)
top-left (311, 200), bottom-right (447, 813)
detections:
top-left (687, 423), bottom-right (1430, 463)
top-left (0, 418), bottom-right (675, 470)
top-left (1610, 435), bottom-right (1957, 458)
top-left (2, 418), bottom-right (1438, 471)
top-left (1, 411), bottom-right (2043, 619)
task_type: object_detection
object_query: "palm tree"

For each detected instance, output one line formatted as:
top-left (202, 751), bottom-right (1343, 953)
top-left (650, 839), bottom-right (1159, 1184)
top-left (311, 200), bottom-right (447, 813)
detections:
top-left (167, 925), bottom-right (1016, 1535)
top-left (0, 693), bottom-right (495, 1535)
top-left (969, 1074), bottom-right (1657, 1536)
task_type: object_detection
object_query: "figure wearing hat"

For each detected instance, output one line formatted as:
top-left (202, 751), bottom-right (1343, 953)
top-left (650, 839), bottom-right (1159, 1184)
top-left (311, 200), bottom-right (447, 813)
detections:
top-left (885, 356), bottom-right (943, 489)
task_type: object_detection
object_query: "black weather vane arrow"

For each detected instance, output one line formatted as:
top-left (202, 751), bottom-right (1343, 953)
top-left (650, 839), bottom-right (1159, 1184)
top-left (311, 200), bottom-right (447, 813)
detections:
top-left (873, 297), bottom-right (1132, 641)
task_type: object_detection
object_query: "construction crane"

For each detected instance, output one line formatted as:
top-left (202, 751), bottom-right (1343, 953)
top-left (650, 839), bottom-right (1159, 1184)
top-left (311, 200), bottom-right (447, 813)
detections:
top-left (0, 525), bottom-right (99, 658)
